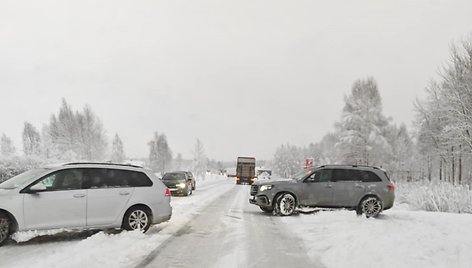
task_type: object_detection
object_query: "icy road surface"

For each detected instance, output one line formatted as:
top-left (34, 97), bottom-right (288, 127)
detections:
top-left (0, 176), bottom-right (471, 268)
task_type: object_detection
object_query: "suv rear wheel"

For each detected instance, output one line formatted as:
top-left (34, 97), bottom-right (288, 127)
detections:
top-left (275, 193), bottom-right (296, 216)
top-left (0, 213), bottom-right (11, 246)
top-left (359, 196), bottom-right (382, 218)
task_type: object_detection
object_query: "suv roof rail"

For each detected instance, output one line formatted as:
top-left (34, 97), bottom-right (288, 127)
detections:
top-left (63, 162), bottom-right (144, 169)
top-left (318, 164), bottom-right (382, 170)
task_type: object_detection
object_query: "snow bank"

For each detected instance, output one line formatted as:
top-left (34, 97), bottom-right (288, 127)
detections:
top-left (396, 181), bottom-right (472, 213)
top-left (282, 209), bottom-right (472, 268)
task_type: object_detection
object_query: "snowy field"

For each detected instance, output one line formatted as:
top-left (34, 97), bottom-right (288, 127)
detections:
top-left (0, 176), bottom-right (471, 268)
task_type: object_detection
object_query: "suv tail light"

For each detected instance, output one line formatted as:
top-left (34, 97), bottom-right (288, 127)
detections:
top-left (165, 188), bottom-right (171, 196)
top-left (387, 184), bottom-right (395, 190)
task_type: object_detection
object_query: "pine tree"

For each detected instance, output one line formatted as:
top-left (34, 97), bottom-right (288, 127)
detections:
top-left (335, 77), bottom-right (390, 165)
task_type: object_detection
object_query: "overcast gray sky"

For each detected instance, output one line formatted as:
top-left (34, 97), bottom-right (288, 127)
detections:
top-left (1, 0), bottom-right (472, 161)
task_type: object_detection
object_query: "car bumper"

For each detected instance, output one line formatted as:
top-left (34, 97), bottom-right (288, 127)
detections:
top-left (249, 195), bottom-right (271, 207)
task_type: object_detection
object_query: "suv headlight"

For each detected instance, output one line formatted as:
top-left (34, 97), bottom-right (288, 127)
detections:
top-left (260, 185), bottom-right (273, 191)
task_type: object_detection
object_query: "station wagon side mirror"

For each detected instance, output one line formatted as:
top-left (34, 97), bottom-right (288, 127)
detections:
top-left (28, 183), bottom-right (47, 193)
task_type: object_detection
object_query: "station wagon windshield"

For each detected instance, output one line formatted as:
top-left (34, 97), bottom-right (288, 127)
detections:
top-left (0, 168), bottom-right (49, 189)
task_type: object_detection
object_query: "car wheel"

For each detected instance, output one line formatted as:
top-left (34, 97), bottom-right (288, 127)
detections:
top-left (122, 207), bottom-right (152, 232)
top-left (276, 193), bottom-right (296, 216)
top-left (0, 213), bottom-right (12, 246)
top-left (185, 183), bottom-right (192, 196)
top-left (192, 182), bottom-right (196, 191)
top-left (360, 196), bottom-right (383, 218)
top-left (259, 206), bottom-right (274, 213)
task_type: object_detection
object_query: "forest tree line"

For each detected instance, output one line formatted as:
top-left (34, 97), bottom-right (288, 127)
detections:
top-left (273, 36), bottom-right (472, 186)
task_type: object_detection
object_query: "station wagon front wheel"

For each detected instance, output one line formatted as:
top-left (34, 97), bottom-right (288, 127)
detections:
top-left (276, 193), bottom-right (296, 216)
top-left (123, 207), bottom-right (152, 232)
top-left (0, 214), bottom-right (11, 246)
top-left (360, 197), bottom-right (382, 218)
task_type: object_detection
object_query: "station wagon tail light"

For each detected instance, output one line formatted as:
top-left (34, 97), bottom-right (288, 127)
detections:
top-left (387, 184), bottom-right (395, 190)
top-left (165, 188), bottom-right (171, 196)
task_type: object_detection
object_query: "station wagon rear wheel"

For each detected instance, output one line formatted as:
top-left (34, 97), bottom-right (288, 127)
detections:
top-left (0, 214), bottom-right (11, 246)
top-left (123, 207), bottom-right (152, 232)
top-left (360, 197), bottom-right (382, 218)
top-left (276, 193), bottom-right (296, 216)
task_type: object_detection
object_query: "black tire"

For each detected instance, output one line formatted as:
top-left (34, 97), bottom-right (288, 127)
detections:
top-left (192, 182), bottom-right (196, 191)
top-left (275, 193), bottom-right (297, 216)
top-left (358, 196), bottom-right (383, 218)
top-left (122, 207), bottom-right (152, 233)
top-left (0, 213), bottom-right (12, 246)
top-left (259, 206), bottom-right (274, 213)
top-left (184, 182), bottom-right (192, 196)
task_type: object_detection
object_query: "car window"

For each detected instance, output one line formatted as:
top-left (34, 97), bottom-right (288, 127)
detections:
top-left (32, 169), bottom-right (83, 191)
top-left (332, 169), bottom-right (361, 182)
top-left (83, 168), bottom-right (153, 188)
top-left (163, 173), bottom-right (186, 180)
top-left (305, 169), bottom-right (332, 183)
top-left (360, 171), bottom-right (382, 182)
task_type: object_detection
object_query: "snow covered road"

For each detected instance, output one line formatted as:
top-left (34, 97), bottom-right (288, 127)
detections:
top-left (1, 177), bottom-right (472, 268)
top-left (139, 183), bottom-right (319, 268)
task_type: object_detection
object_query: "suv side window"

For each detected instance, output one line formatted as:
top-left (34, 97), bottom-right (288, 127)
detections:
top-left (306, 169), bottom-right (332, 183)
top-left (32, 169), bottom-right (83, 191)
top-left (333, 169), bottom-right (362, 182)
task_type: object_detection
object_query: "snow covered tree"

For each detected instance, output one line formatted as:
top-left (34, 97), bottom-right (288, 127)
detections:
top-left (0, 134), bottom-right (16, 157)
top-left (148, 132), bottom-right (159, 172)
top-left (111, 134), bottom-right (125, 163)
top-left (192, 138), bottom-right (207, 178)
top-left (414, 36), bottom-right (472, 184)
top-left (273, 144), bottom-right (303, 178)
top-left (148, 132), bottom-right (173, 174)
top-left (44, 99), bottom-right (107, 161)
top-left (22, 122), bottom-right (41, 156)
top-left (335, 77), bottom-right (390, 166)
top-left (156, 134), bottom-right (172, 173)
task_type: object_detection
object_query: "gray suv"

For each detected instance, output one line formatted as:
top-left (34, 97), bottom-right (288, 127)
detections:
top-left (249, 165), bottom-right (395, 217)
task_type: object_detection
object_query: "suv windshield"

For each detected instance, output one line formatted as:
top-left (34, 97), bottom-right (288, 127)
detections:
top-left (162, 173), bottom-right (185, 180)
top-left (0, 168), bottom-right (49, 189)
top-left (292, 168), bottom-right (315, 181)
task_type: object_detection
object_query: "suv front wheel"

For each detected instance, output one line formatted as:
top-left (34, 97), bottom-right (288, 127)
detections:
top-left (358, 196), bottom-right (382, 218)
top-left (275, 193), bottom-right (297, 216)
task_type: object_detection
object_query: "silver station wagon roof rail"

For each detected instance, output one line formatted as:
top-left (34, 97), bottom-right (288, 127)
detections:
top-left (63, 162), bottom-right (144, 169)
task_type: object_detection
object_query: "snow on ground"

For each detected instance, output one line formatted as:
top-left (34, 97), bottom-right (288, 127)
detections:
top-left (0, 174), bottom-right (234, 268)
top-left (281, 207), bottom-right (472, 268)
top-left (1, 174), bottom-right (472, 268)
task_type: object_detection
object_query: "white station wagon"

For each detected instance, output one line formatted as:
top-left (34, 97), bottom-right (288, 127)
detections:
top-left (0, 163), bottom-right (172, 246)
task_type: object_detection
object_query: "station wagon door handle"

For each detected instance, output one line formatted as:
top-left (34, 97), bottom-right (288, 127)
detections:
top-left (119, 191), bottom-right (130, 196)
top-left (73, 193), bottom-right (86, 198)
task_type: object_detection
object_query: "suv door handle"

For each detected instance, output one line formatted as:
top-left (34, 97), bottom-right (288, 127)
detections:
top-left (119, 191), bottom-right (130, 196)
top-left (73, 193), bottom-right (86, 198)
